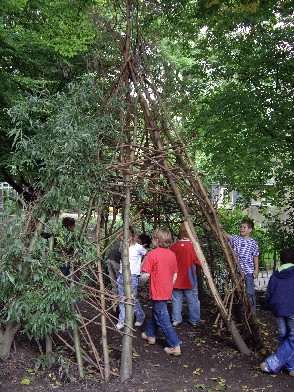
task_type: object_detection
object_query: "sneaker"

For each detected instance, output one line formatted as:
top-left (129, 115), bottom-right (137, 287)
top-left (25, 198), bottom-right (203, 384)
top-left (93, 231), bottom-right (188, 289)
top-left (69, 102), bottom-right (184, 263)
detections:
top-left (164, 346), bottom-right (181, 356)
top-left (260, 363), bottom-right (270, 373)
top-left (135, 318), bottom-right (145, 327)
top-left (141, 332), bottom-right (156, 345)
top-left (116, 322), bottom-right (124, 330)
top-left (173, 321), bottom-right (181, 327)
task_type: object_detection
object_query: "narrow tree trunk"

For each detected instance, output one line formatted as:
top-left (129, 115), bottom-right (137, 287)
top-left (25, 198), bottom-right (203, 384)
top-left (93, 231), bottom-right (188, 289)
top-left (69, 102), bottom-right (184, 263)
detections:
top-left (46, 226), bottom-right (54, 366)
top-left (95, 204), bottom-right (111, 381)
top-left (120, 185), bottom-right (133, 381)
top-left (0, 322), bottom-right (21, 360)
top-left (120, 0), bottom-right (134, 381)
top-left (71, 260), bottom-right (85, 379)
top-left (72, 320), bottom-right (84, 378)
top-left (45, 334), bottom-right (53, 368)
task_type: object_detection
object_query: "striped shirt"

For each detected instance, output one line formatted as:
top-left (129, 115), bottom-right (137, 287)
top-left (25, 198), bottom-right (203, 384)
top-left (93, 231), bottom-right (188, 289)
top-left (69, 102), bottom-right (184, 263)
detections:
top-left (230, 235), bottom-right (259, 274)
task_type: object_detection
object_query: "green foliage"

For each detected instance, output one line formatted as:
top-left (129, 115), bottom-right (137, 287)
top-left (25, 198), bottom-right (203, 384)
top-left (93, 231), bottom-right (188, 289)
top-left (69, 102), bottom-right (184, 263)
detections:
top-left (0, 0), bottom-right (100, 182)
top-left (0, 204), bottom-right (95, 340)
top-left (7, 74), bottom-right (126, 212)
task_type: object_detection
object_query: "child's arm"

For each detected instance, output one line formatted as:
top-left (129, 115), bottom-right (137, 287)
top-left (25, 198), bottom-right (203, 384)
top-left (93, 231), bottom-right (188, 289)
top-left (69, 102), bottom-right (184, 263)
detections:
top-left (140, 253), bottom-right (150, 284)
top-left (253, 256), bottom-right (259, 278)
top-left (140, 272), bottom-right (150, 285)
top-left (172, 273), bottom-right (177, 285)
top-left (222, 229), bottom-right (231, 240)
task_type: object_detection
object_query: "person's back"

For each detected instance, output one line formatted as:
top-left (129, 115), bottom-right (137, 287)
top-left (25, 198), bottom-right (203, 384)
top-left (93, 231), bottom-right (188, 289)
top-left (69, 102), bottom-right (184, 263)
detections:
top-left (266, 249), bottom-right (294, 317)
top-left (107, 242), bottom-right (121, 264)
top-left (170, 222), bottom-right (201, 326)
top-left (170, 239), bottom-right (199, 289)
top-left (143, 246), bottom-right (177, 300)
top-left (260, 248), bottom-right (294, 376)
top-left (141, 227), bottom-right (181, 356)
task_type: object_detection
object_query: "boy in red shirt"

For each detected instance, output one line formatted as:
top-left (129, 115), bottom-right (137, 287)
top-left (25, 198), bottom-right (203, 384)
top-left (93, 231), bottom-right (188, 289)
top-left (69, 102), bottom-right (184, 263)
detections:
top-left (170, 223), bottom-right (201, 326)
top-left (141, 228), bottom-right (182, 356)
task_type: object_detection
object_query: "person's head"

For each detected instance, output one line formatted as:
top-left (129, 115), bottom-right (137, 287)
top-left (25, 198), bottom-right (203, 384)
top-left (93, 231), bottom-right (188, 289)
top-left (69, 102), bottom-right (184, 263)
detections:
top-left (62, 217), bottom-right (75, 232)
top-left (151, 228), bottom-right (173, 248)
top-left (138, 233), bottom-right (151, 248)
top-left (280, 249), bottom-right (294, 265)
top-left (239, 219), bottom-right (254, 238)
top-left (178, 222), bottom-right (189, 240)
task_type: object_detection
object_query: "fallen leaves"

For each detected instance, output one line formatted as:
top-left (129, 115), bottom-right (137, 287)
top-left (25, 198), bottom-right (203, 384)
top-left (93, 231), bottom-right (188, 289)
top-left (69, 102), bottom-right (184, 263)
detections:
top-left (193, 367), bottom-right (202, 376)
top-left (21, 378), bottom-right (31, 385)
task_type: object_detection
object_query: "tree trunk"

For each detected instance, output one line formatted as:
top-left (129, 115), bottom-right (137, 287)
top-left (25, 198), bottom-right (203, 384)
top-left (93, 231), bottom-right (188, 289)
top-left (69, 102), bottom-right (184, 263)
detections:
top-left (120, 0), bottom-right (134, 381)
top-left (0, 322), bottom-right (21, 360)
top-left (120, 185), bottom-right (133, 381)
top-left (95, 204), bottom-right (111, 381)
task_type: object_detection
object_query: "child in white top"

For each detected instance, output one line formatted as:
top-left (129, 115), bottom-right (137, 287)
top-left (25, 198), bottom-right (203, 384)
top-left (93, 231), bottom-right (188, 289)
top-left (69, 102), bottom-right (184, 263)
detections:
top-left (116, 226), bottom-right (147, 329)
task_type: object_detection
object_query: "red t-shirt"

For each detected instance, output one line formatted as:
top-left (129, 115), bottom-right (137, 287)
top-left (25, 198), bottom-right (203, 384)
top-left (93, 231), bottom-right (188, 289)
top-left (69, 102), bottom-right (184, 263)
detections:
top-left (141, 247), bottom-right (178, 300)
top-left (170, 240), bottom-right (200, 289)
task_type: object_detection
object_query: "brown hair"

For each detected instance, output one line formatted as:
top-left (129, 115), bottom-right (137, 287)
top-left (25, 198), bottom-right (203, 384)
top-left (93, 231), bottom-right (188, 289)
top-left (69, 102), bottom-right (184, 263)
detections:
top-left (240, 219), bottom-right (254, 230)
top-left (179, 222), bottom-right (189, 240)
top-left (152, 228), bottom-right (173, 248)
top-left (129, 225), bottom-right (138, 245)
top-left (280, 249), bottom-right (294, 265)
top-left (62, 217), bottom-right (75, 230)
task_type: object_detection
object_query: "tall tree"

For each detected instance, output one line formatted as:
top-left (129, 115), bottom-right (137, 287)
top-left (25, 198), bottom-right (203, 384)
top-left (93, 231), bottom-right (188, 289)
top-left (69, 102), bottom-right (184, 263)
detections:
top-left (0, 0), bottom-right (97, 189)
top-left (156, 1), bottom-right (293, 242)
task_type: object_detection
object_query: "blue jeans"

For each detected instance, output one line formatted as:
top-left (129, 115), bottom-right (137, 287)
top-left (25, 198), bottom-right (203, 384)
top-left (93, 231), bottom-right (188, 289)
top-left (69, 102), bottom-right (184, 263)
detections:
top-left (245, 273), bottom-right (256, 312)
top-left (265, 315), bottom-right (294, 373)
top-left (145, 300), bottom-right (181, 348)
top-left (117, 273), bottom-right (145, 324)
top-left (172, 280), bottom-right (201, 324)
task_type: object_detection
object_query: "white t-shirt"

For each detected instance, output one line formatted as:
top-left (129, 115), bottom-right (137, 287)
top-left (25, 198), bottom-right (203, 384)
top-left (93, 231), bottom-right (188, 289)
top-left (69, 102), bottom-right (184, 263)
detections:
top-left (119, 242), bottom-right (147, 275)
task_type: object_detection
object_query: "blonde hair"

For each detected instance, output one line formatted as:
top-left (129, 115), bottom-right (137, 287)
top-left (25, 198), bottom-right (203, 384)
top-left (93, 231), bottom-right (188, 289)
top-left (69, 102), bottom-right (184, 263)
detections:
top-left (152, 228), bottom-right (173, 248)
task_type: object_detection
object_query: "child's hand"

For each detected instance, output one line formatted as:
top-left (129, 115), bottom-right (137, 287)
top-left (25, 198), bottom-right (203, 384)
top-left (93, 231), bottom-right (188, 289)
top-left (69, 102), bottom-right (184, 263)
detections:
top-left (253, 269), bottom-right (259, 278)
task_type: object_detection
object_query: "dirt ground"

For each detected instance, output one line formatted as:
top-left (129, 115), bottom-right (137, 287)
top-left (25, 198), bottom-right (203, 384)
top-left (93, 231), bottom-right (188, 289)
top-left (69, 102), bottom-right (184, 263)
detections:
top-left (1, 292), bottom-right (294, 392)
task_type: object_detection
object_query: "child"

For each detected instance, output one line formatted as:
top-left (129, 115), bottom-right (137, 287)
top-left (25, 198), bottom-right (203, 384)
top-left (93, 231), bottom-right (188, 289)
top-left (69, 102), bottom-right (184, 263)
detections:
top-left (116, 226), bottom-right (147, 330)
top-left (223, 219), bottom-right (259, 312)
top-left (141, 227), bottom-right (182, 356)
top-left (260, 248), bottom-right (294, 376)
top-left (170, 222), bottom-right (201, 326)
top-left (106, 240), bottom-right (121, 295)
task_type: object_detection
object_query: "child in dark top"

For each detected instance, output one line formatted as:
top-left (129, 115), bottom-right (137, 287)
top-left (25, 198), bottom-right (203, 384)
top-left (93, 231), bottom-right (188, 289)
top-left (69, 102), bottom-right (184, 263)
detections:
top-left (106, 241), bottom-right (121, 294)
top-left (260, 248), bottom-right (294, 377)
top-left (141, 228), bottom-right (182, 356)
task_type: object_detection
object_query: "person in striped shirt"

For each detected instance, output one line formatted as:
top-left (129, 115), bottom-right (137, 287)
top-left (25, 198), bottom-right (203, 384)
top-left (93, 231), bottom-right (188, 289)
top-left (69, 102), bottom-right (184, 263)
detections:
top-left (223, 219), bottom-right (259, 312)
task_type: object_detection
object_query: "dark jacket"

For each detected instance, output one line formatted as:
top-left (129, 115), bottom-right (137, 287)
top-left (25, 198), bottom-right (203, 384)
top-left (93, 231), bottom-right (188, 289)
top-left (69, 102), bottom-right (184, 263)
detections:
top-left (266, 265), bottom-right (294, 317)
